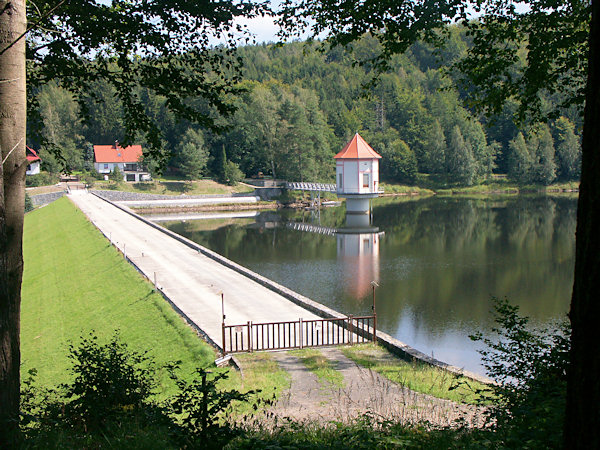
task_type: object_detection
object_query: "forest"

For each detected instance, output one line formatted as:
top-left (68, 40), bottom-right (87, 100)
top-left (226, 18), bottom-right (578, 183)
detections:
top-left (28, 29), bottom-right (582, 187)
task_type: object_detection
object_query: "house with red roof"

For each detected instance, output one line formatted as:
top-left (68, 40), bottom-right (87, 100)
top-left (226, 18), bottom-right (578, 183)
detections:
top-left (26, 146), bottom-right (41, 175)
top-left (93, 141), bottom-right (151, 182)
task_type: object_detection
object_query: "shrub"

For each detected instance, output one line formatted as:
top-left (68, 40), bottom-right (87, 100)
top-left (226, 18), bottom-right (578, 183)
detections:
top-left (223, 160), bottom-right (244, 186)
top-left (25, 172), bottom-right (59, 187)
top-left (470, 297), bottom-right (570, 448)
top-left (168, 366), bottom-right (257, 447)
top-left (24, 193), bottom-right (34, 212)
top-left (62, 332), bottom-right (157, 431)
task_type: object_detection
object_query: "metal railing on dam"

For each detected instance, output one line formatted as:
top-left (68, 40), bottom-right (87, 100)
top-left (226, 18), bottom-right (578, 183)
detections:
top-left (286, 182), bottom-right (337, 192)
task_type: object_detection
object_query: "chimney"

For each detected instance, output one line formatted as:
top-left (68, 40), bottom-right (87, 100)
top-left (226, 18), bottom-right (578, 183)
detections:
top-left (114, 140), bottom-right (119, 149)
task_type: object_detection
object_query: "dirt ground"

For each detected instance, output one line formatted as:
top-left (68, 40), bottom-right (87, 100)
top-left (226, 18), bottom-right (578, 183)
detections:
top-left (237, 347), bottom-right (486, 428)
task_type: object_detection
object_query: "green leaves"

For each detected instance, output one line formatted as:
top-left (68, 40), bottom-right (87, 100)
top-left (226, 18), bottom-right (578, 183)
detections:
top-left (26, 0), bottom-right (268, 165)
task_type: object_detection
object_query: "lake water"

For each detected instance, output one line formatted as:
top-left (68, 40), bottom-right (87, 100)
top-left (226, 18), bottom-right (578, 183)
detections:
top-left (157, 195), bottom-right (576, 374)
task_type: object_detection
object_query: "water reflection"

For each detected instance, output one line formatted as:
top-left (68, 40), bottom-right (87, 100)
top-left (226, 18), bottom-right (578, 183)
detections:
top-left (158, 195), bottom-right (576, 373)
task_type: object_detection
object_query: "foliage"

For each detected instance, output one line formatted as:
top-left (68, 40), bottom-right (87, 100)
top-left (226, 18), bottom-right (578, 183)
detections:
top-left (176, 129), bottom-right (209, 181)
top-left (380, 139), bottom-right (418, 184)
top-left (25, 0), bottom-right (267, 168)
top-left (223, 160), bottom-right (245, 186)
top-left (279, 0), bottom-right (588, 127)
top-left (470, 297), bottom-right (570, 448)
top-left (61, 332), bottom-right (157, 431)
top-left (554, 116), bottom-right (581, 180)
top-left (24, 193), bottom-right (34, 213)
top-left (167, 367), bottom-right (257, 446)
top-left (109, 165), bottom-right (123, 184)
top-left (227, 415), bottom-right (485, 449)
top-left (446, 125), bottom-right (475, 185)
top-left (28, 34), bottom-right (584, 186)
top-left (25, 171), bottom-right (59, 187)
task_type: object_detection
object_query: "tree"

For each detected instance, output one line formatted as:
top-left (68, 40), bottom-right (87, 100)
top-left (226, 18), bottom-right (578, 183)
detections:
top-left (381, 139), bottom-right (418, 184)
top-left (0, 0), bottom-right (264, 439)
top-left (554, 116), bottom-right (582, 181)
top-left (528, 124), bottom-right (557, 186)
top-left (425, 120), bottom-right (446, 174)
top-left (279, 0), bottom-right (597, 445)
top-left (446, 125), bottom-right (475, 185)
top-left (507, 132), bottom-right (533, 183)
top-left (176, 129), bottom-right (209, 181)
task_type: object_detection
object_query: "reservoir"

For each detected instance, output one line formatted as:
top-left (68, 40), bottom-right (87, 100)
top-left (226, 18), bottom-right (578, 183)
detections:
top-left (157, 194), bottom-right (576, 374)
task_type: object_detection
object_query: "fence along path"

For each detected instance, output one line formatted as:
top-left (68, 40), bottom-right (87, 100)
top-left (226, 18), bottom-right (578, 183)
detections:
top-left (223, 315), bottom-right (376, 354)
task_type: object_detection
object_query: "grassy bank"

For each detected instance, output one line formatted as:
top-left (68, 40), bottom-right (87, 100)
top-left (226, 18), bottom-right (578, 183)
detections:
top-left (93, 179), bottom-right (255, 196)
top-left (342, 344), bottom-right (488, 405)
top-left (22, 197), bottom-right (218, 395)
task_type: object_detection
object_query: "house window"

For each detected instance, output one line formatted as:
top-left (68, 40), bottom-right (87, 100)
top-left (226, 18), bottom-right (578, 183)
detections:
top-left (125, 163), bottom-right (137, 171)
top-left (363, 173), bottom-right (369, 188)
top-left (126, 174), bottom-right (136, 182)
top-left (103, 164), bottom-right (109, 170)
top-left (338, 172), bottom-right (343, 190)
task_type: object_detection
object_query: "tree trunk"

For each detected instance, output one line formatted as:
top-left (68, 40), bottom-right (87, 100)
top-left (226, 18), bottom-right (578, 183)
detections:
top-left (0, 0), bottom-right (27, 443)
top-left (565, 0), bottom-right (600, 447)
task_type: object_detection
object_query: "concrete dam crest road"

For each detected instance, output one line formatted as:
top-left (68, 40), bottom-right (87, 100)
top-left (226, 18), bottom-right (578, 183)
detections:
top-left (68, 190), bottom-right (324, 351)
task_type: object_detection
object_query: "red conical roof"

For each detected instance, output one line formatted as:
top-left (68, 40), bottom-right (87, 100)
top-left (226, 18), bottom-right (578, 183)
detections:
top-left (334, 133), bottom-right (381, 159)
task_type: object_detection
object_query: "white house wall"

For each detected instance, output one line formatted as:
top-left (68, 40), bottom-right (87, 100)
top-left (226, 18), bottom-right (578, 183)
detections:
top-left (26, 161), bottom-right (40, 175)
top-left (94, 162), bottom-right (125, 174)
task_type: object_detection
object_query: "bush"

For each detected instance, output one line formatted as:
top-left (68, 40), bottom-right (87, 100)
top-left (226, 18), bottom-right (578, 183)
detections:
top-left (18, 333), bottom-right (259, 448)
top-left (24, 193), bottom-right (34, 212)
top-left (62, 332), bottom-right (157, 431)
top-left (223, 160), bottom-right (244, 186)
top-left (470, 297), bottom-right (570, 448)
top-left (25, 172), bottom-right (59, 187)
top-left (168, 366), bottom-right (257, 447)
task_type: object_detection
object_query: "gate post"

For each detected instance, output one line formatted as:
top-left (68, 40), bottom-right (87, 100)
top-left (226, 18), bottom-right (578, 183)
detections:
top-left (299, 318), bottom-right (303, 349)
top-left (221, 292), bottom-right (226, 355)
top-left (349, 315), bottom-right (354, 345)
top-left (371, 281), bottom-right (378, 343)
top-left (248, 321), bottom-right (253, 353)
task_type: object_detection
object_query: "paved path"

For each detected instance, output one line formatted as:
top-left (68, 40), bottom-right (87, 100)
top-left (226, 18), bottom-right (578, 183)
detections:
top-left (68, 190), bottom-right (322, 351)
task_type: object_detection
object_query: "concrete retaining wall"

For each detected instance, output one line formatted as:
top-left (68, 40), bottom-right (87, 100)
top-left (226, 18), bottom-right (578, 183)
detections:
top-left (91, 192), bottom-right (491, 385)
top-left (92, 190), bottom-right (257, 202)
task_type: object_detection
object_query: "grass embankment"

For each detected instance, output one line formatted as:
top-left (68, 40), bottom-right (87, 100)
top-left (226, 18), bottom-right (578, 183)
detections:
top-left (94, 179), bottom-right (254, 196)
top-left (21, 197), bottom-right (286, 400)
top-left (342, 344), bottom-right (488, 405)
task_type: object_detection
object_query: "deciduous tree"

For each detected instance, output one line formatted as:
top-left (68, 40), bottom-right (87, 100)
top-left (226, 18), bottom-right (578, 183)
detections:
top-left (0, 0), bottom-right (265, 440)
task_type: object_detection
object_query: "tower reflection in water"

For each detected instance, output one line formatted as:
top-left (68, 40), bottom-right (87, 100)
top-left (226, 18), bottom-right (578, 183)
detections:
top-left (337, 210), bottom-right (382, 300)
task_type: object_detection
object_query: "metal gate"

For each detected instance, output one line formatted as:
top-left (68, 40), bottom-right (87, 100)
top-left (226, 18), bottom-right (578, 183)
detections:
top-left (222, 315), bottom-right (376, 354)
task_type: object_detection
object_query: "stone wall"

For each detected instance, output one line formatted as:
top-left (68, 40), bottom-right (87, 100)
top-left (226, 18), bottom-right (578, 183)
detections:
top-left (30, 191), bottom-right (65, 206)
top-left (91, 190), bottom-right (257, 202)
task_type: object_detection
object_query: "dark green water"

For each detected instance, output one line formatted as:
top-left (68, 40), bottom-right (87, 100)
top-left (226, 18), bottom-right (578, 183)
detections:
top-left (159, 195), bottom-right (576, 374)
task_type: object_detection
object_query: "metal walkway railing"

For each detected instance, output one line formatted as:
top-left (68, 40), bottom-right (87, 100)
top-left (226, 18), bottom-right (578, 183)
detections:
top-left (286, 182), bottom-right (337, 192)
top-left (222, 315), bottom-right (376, 354)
